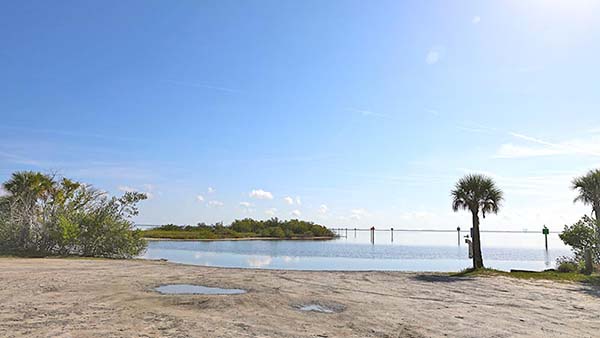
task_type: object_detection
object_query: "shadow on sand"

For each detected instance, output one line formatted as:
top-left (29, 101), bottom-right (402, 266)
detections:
top-left (411, 274), bottom-right (474, 283)
top-left (576, 276), bottom-right (600, 298)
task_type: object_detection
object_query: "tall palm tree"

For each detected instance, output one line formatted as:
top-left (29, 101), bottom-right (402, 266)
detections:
top-left (572, 169), bottom-right (600, 221)
top-left (451, 174), bottom-right (503, 269)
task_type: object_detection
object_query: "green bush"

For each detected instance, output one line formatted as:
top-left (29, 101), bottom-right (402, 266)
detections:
top-left (0, 171), bottom-right (147, 258)
top-left (559, 216), bottom-right (599, 263)
top-left (557, 261), bottom-right (579, 273)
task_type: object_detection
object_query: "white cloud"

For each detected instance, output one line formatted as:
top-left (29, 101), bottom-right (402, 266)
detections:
top-left (0, 186), bottom-right (6, 196)
top-left (250, 189), bottom-right (273, 200)
top-left (283, 196), bottom-right (294, 205)
top-left (425, 47), bottom-right (443, 65)
top-left (118, 185), bottom-right (135, 193)
top-left (350, 208), bottom-right (369, 220)
top-left (265, 208), bottom-right (277, 216)
top-left (291, 209), bottom-right (302, 217)
top-left (318, 204), bottom-right (329, 214)
top-left (118, 184), bottom-right (154, 199)
top-left (239, 201), bottom-right (254, 213)
top-left (296, 196), bottom-right (302, 206)
top-left (207, 200), bottom-right (224, 207)
top-left (472, 16), bottom-right (481, 24)
top-left (196, 195), bottom-right (205, 202)
top-left (207, 187), bottom-right (216, 194)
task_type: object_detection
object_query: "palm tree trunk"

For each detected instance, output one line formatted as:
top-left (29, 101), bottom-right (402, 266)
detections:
top-left (594, 204), bottom-right (600, 243)
top-left (472, 210), bottom-right (484, 269)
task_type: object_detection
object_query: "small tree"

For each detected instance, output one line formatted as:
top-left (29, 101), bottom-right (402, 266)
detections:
top-left (559, 216), bottom-right (600, 264)
top-left (451, 174), bottom-right (504, 269)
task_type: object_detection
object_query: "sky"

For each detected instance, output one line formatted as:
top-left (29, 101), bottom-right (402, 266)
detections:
top-left (1, 0), bottom-right (600, 230)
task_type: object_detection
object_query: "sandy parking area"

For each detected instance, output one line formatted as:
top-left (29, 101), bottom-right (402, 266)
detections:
top-left (0, 258), bottom-right (599, 338)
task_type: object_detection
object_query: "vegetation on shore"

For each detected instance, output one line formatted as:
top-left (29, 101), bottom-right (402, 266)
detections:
top-left (142, 218), bottom-right (335, 240)
top-left (451, 169), bottom-right (600, 277)
top-left (0, 171), bottom-right (147, 258)
top-left (452, 268), bottom-right (600, 286)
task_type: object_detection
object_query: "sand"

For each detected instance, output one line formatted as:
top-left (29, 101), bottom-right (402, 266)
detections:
top-left (1, 258), bottom-right (599, 338)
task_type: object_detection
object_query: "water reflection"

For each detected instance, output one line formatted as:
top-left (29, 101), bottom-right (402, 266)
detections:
top-left (141, 236), bottom-right (572, 272)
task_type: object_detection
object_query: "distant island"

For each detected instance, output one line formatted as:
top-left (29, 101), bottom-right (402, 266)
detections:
top-left (141, 218), bottom-right (335, 240)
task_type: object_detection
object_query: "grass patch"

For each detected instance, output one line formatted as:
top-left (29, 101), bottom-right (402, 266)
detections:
top-left (451, 268), bottom-right (600, 286)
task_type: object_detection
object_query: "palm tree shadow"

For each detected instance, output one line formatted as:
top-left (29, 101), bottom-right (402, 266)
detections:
top-left (576, 276), bottom-right (600, 298)
top-left (411, 274), bottom-right (474, 283)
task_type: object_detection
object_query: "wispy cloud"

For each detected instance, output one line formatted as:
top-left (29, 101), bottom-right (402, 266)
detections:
top-left (472, 16), bottom-right (481, 24)
top-left (117, 184), bottom-right (155, 199)
top-left (0, 150), bottom-right (41, 166)
top-left (494, 132), bottom-right (600, 158)
top-left (165, 80), bottom-right (242, 94)
top-left (347, 108), bottom-right (391, 119)
top-left (456, 167), bottom-right (580, 200)
top-left (291, 209), bottom-right (301, 217)
top-left (318, 204), bottom-right (329, 214)
top-left (425, 46), bottom-right (444, 65)
top-left (265, 208), bottom-right (277, 216)
top-left (0, 125), bottom-right (144, 143)
top-left (457, 122), bottom-right (499, 134)
top-left (283, 196), bottom-right (294, 205)
top-left (587, 126), bottom-right (600, 134)
top-left (207, 200), bottom-right (224, 207)
top-left (196, 195), bottom-right (205, 202)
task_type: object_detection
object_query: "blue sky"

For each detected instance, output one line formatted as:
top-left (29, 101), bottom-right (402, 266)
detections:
top-left (1, 0), bottom-right (600, 229)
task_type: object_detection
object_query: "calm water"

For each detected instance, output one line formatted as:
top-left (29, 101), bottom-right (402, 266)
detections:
top-left (140, 230), bottom-right (572, 272)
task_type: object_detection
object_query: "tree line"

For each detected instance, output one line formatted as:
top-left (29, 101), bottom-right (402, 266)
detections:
top-left (143, 218), bottom-right (334, 239)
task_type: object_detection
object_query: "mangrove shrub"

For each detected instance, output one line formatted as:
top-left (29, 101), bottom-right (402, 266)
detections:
top-left (0, 171), bottom-right (147, 258)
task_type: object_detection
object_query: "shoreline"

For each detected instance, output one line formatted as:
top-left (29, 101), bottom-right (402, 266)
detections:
top-left (143, 236), bottom-right (336, 241)
top-left (1, 257), bottom-right (599, 337)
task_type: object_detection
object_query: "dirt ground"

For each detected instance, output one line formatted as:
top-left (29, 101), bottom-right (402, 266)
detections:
top-left (1, 258), bottom-right (599, 338)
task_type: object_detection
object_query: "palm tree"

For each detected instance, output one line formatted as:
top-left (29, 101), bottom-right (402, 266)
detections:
top-left (572, 169), bottom-right (600, 221)
top-left (451, 174), bottom-right (503, 269)
top-left (2, 171), bottom-right (54, 249)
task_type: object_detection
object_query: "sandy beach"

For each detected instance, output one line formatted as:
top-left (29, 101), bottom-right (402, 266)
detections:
top-left (1, 258), bottom-right (599, 338)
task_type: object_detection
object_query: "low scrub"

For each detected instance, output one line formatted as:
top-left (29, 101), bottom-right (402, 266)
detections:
top-left (143, 218), bottom-right (334, 239)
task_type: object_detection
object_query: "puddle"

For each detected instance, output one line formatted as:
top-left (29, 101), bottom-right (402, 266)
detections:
top-left (299, 304), bottom-right (335, 313)
top-left (155, 284), bottom-right (246, 295)
top-left (294, 302), bottom-right (344, 314)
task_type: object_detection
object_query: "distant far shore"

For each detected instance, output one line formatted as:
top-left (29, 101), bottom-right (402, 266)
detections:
top-left (143, 236), bottom-right (335, 242)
